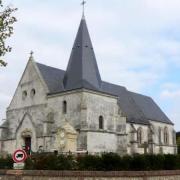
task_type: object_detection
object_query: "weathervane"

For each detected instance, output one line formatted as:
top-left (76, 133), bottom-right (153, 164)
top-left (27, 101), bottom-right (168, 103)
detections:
top-left (81, 0), bottom-right (86, 18)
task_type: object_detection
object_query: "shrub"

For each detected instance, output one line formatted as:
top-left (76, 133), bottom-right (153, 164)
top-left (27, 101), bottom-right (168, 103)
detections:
top-left (24, 153), bottom-right (75, 170)
top-left (129, 155), bottom-right (148, 171)
top-left (101, 152), bottom-right (121, 171)
top-left (24, 156), bottom-right (35, 170)
top-left (164, 154), bottom-right (177, 170)
top-left (145, 154), bottom-right (165, 170)
top-left (177, 154), bottom-right (180, 169)
top-left (77, 154), bottom-right (102, 170)
top-left (120, 155), bottom-right (132, 170)
top-left (1, 152), bottom-right (180, 171)
top-left (24, 153), bottom-right (180, 171)
top-left (0, 155), bottom-right (13, 169)
top-left (55, 155), bottom-right (75, 170)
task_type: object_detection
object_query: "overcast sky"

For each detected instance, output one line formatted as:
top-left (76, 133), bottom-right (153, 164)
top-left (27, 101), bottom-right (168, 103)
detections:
top-left (1, 0), bottom-right (180, 131)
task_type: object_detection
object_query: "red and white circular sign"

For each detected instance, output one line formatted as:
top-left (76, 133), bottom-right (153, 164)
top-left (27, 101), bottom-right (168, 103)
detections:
top-left (12, 149), bottom-right (27, 163)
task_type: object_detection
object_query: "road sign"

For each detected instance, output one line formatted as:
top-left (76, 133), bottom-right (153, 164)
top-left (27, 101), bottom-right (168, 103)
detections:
top-left (13, 162), bottom-right (25, 170)
top-left (12, 149), bottom-right (27, 163)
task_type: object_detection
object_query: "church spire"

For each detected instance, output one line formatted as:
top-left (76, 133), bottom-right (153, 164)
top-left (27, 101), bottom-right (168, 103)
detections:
top-left (63, 15), bottom-right (101, 91)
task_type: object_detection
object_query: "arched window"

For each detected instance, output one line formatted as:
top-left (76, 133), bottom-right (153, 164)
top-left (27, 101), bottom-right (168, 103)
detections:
top-left (137, 127), bottom-right (143, 144)
top-left (158, 127), bottom-right (162, 144)
top-left (99, 116), bottom-right (104, 129)
top-left (63, 101), bottom-right (67, 114)
top-left (164, 127), bottom-right (169, 145)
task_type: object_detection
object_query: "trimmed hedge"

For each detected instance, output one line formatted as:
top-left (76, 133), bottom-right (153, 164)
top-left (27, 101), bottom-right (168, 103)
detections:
top-left (25, 153), bottom-right (180, 170)
top-left (0, 153), bottom-right (180, 170)
top-left (25, 153), bottom-right (76, 170)
top-left (176, 132), bottom-right (180, 154)
top-left (0, 155), bottom-right (13, 169)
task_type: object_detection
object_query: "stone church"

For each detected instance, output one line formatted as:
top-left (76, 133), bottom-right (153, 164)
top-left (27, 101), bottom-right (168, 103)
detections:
top-left (0, 14), bottom-right (177, 155)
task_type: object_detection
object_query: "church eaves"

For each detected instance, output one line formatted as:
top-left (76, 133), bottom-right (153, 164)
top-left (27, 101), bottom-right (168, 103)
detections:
top-left (63, 17), bottom-right (102, 91)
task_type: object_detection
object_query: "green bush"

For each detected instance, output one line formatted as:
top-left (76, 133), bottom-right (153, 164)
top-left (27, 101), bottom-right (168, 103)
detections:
top-left (177, 154), bottom-right (180, 169)
top-left (24, 156), bottom-right (35, 170)
top-left (77, 154), bottom-right (102, 170)
top-left (0, 155), bottom-right (13, 169)
top-left (76, 153), bottom-right (180, 171)
top-left (1, 153), bottom-right (180, 171)
top-left (55, 155), bottom-right (76, 170)
top-left (129, 155), bottom-right (147, 171)
top-left (25, 153), bottom-right (75, 170)
top-left (143, 154), bottom-right (162, 170)
top-left (101, 153), bottom-right (121, 170)
top-left (164, 154), bottom-right (177, 170)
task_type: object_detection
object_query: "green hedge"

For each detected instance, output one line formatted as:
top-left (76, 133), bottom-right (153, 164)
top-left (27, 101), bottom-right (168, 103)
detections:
top-left (176, 132), bottom-right (180, 154)
top-left (25, 153), bottom-right (76, 170)
top-left (77, 153), bottom-right (180, 171)
top-left (0, 155), bottom-right (13, 169)
top-left (0, 153), bottom-right (180, 170)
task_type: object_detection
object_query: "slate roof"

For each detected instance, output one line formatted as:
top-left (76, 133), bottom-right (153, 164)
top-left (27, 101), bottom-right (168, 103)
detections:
top-left (101, 82), bottom-right (150, 125)
top-left (63, 17), bottom-right (101, 91)
top-left (129, 92), bottom-right (173, 124)
top-left (36, 63), bottom-right (65, 93)
top-left (35, 16), bottom-right (173, 125)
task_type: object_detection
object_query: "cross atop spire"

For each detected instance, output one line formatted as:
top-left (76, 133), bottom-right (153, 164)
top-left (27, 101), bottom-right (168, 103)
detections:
top-left (81, 0), bottom-right (86, 19)
top-left (29, 50), bottom-right (34, 61)
top-left (30, 50), bottom-right (34, 57)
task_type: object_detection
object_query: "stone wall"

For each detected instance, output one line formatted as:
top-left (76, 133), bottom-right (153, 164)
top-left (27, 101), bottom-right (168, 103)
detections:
top-left (126, 121), bottom-right (176, 155)
top-left (0, 170), bottom-right (179, 180)
top-left (83, 91), bottom-right (127, 154)
top-left (0, 58), bottom-right (176, 156)
top-left (150, 120), bottom-right (176, 154)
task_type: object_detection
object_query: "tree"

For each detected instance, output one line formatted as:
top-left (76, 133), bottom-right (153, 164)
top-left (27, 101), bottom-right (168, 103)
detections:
top-left (0, 0), bottom-right (17, 66)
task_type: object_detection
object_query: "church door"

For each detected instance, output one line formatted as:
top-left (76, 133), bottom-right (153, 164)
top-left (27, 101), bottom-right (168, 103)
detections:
top-left (24, 137), bottom-right (31, 155)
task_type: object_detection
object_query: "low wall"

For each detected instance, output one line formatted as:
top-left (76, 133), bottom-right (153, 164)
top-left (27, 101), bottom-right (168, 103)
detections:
top-left (0, 170), bottom-right (180, 180)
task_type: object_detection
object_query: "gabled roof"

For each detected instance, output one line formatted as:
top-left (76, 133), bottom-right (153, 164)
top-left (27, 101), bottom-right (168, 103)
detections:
top-left (35, 62), bottom-right (173, 125)
top-left (101, 82), bottom-right (149, 125)
top-left (34, 16), bottom-right (173, 126)
top-left (63, 17), bottom-right (101, 91)
top-left (36, 63), bottom-right (65, 93)
top-left (129, 92), bottom-right (173, 124)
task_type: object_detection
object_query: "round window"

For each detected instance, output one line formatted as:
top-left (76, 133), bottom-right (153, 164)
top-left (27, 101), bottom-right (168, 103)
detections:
top-left (22, 91), bottom-right (27, 100)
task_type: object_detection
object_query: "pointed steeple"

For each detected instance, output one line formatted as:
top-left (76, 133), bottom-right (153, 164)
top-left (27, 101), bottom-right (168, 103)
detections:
top-left (63, 17), bottom-right (101, 91)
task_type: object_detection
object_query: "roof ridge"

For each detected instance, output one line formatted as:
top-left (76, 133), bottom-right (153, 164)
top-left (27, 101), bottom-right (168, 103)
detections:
top-left (129, 91), bottom-right (151, 99)
top-left (36, 62), bottom-right (65, 72)
top-left (102, 81), bottom-right (126, 89)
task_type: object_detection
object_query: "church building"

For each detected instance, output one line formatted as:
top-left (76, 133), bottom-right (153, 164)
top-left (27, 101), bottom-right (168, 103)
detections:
top-left (0, 13), bottom-right (177, 155)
